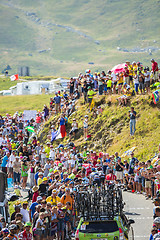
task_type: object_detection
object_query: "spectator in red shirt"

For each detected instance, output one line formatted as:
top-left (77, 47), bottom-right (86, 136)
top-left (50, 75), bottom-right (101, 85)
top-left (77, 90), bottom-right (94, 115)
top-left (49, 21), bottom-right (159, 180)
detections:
top-left (18, 222), bottom-right (32, 240)
top-left (105, 169), bottom-right (117, 182)
top-left (123, 66), bottom-right (130, 85)
top-left (32, 186), bottom-right (39, 203)
top-left (151, 59), bottom-right (159, 81)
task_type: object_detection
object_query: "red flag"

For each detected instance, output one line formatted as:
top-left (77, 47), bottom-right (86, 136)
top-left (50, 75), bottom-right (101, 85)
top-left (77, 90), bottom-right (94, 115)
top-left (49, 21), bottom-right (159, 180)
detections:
top-left (10, 74), bottom-right (19, 81)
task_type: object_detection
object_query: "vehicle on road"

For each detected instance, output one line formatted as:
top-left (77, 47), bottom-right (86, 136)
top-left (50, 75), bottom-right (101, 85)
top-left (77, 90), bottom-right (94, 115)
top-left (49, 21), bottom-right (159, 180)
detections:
top-left (74, 183), bottom-right (134, 240)
top-left (75, 216), bottom-right (134, 240)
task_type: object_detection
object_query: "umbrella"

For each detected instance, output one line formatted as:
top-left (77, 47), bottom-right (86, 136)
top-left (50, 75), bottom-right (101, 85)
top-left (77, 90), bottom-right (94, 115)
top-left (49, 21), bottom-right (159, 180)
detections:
top-left (111, 63), bottom-right (128, 73)
top-left (121, 147), bottom-right (136, 158)
top-left (25, 126), bottom-right (35, 133)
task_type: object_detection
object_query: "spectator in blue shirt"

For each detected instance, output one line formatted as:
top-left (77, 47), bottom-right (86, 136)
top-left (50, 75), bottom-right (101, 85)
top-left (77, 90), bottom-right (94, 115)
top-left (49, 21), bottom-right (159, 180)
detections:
top-left (1, 152), bottom-right (10, 174)
top-left (54, 92), bottom-right (61, 114)
top-left (29, 196), bottom-right (42, 221)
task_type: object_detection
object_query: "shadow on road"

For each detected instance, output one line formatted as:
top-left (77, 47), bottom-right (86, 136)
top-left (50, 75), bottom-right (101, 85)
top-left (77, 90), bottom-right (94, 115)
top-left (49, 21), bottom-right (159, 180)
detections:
top-left (125, 211), bottom-right (141, 216)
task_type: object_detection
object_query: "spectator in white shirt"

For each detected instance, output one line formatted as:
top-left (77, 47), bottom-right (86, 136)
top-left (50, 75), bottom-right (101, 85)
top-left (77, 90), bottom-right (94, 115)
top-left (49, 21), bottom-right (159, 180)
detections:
top-left (20, 202), bottom-right (30, 223)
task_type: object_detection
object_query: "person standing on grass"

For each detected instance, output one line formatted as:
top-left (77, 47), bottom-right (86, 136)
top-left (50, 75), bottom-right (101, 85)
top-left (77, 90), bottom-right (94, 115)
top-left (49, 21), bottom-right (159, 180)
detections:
top-left (83, 115), bottom-right (89, 141)
top-left (58, 114), bottom-right (67, 139)
top-left (87, 86), bottom-right (96, 106)
top-left (151, 59), bottom-right (159, 82)
top-left (133, 70), bottom-right (139, 95)
top-left (54, 92), bottom-right (61, 114)
top-left (129, 107), bottom-right (136, 136)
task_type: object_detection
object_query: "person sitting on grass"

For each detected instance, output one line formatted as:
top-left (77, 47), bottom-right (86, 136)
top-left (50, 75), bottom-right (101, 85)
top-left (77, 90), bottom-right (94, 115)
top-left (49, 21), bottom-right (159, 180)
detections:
top-left (118, 84), bottom-right (132, 106)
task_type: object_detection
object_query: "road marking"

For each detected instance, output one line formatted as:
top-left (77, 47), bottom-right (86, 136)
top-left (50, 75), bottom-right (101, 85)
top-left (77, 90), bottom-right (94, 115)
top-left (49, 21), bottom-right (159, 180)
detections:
top-left (135, 236), bottom-right (149, 238)
top-left (128, 207), bottom-right (150, 210)
top-left (131, 217), bottom-right (152, 219)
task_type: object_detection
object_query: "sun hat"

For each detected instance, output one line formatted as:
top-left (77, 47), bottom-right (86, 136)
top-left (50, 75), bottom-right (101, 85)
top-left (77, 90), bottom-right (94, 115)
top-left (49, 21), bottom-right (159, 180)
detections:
top-left (16, 220), bottom-right (24, 228)
top-left (52, 189), bottom-right (57, 193)
top-left (153, 217), bottom-right (160, 224)
top-left (43, 177), bottom-right (48, 182)
top-left (24, 222), bottom-right (32, 227)
top-left (37, 196), bottom-right (42, 201)
top-left (32, 186), bottom-right (38, 192)
top-left (38, 172), bottom-right (43, 176)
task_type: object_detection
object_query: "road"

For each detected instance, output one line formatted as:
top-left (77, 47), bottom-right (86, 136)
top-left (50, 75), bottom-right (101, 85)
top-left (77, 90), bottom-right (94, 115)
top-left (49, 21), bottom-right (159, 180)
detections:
top-left (123, 191), bottom-right (153, 240)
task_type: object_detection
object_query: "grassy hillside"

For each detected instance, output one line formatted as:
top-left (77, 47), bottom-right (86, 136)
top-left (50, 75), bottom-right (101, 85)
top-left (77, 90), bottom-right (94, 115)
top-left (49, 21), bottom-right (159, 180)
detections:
top-left (0, 0), bottom-right (160, 76)
top-left (0, 94), bottom-right (51, 115)
top-left (39, 94), bottom-right (160, 161)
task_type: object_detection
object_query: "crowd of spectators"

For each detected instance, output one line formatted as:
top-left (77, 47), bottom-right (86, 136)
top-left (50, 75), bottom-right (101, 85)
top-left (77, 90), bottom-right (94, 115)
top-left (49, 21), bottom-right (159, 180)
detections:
top-left (0, 59), bottom-right (159, 239)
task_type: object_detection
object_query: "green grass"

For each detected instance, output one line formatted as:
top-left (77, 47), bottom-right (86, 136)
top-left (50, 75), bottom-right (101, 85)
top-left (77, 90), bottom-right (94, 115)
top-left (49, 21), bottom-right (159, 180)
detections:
top-left (0, 94), bottom-right (52, 115)
top-left (0, 0), bottom-right (159, 76)
top-left (39, 94), bottom-right (160, 161)
top-left (0, 76), bottom-right (23, 91)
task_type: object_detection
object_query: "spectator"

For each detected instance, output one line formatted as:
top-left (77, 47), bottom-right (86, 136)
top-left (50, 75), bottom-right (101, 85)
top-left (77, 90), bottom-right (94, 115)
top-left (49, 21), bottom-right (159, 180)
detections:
top-left (83, 115), bottom-right (89, 140)
top-left (129, 107), bottom-right (136, 136)
top-left (123, 66), bottom-right (130, 85)
top-left (13, 156), bottom-right (21, 186)
top-left (21, 159), bottom-right (29, 190)
top-left (115, 158), bottom-right (124, 184)
top-left (69, 119), bottom-right (78, 141)
top-left (151, 59), bottom-right (159, 82)
top-left (29, 196), bottom-right (42, 222)
top-left (20, 203), bottom-right (30, 224)
top-left (54, 92), bottom-right (61, 114)
top-left (46, 189), bottom-right (61, 206)
top-left (18, 222), bottom-right (32, 240)
top-left (1, 152), bottom-right (10, 174)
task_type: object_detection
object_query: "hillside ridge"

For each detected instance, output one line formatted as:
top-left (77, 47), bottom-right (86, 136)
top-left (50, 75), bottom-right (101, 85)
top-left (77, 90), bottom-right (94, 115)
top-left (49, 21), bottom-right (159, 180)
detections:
top-left (39, 94), bottom-right (160, 161)
top-left (0, 0), bottom-right (159, 76)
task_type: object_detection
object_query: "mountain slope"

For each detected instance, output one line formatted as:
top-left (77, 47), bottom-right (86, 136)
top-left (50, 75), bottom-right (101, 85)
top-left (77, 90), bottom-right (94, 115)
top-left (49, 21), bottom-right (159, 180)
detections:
top-left (0, 0), bottom-right (160, 76)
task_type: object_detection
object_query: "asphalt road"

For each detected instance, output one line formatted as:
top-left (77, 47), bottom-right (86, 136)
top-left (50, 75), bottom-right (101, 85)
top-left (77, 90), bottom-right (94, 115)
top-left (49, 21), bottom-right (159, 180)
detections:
top-left (123, 191), bottom-right (153, 240)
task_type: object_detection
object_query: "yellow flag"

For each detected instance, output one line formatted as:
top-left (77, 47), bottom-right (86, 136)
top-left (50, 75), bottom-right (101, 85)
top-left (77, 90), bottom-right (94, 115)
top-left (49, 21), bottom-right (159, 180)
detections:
top-left (90, 98), bottom-right (95, 111)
